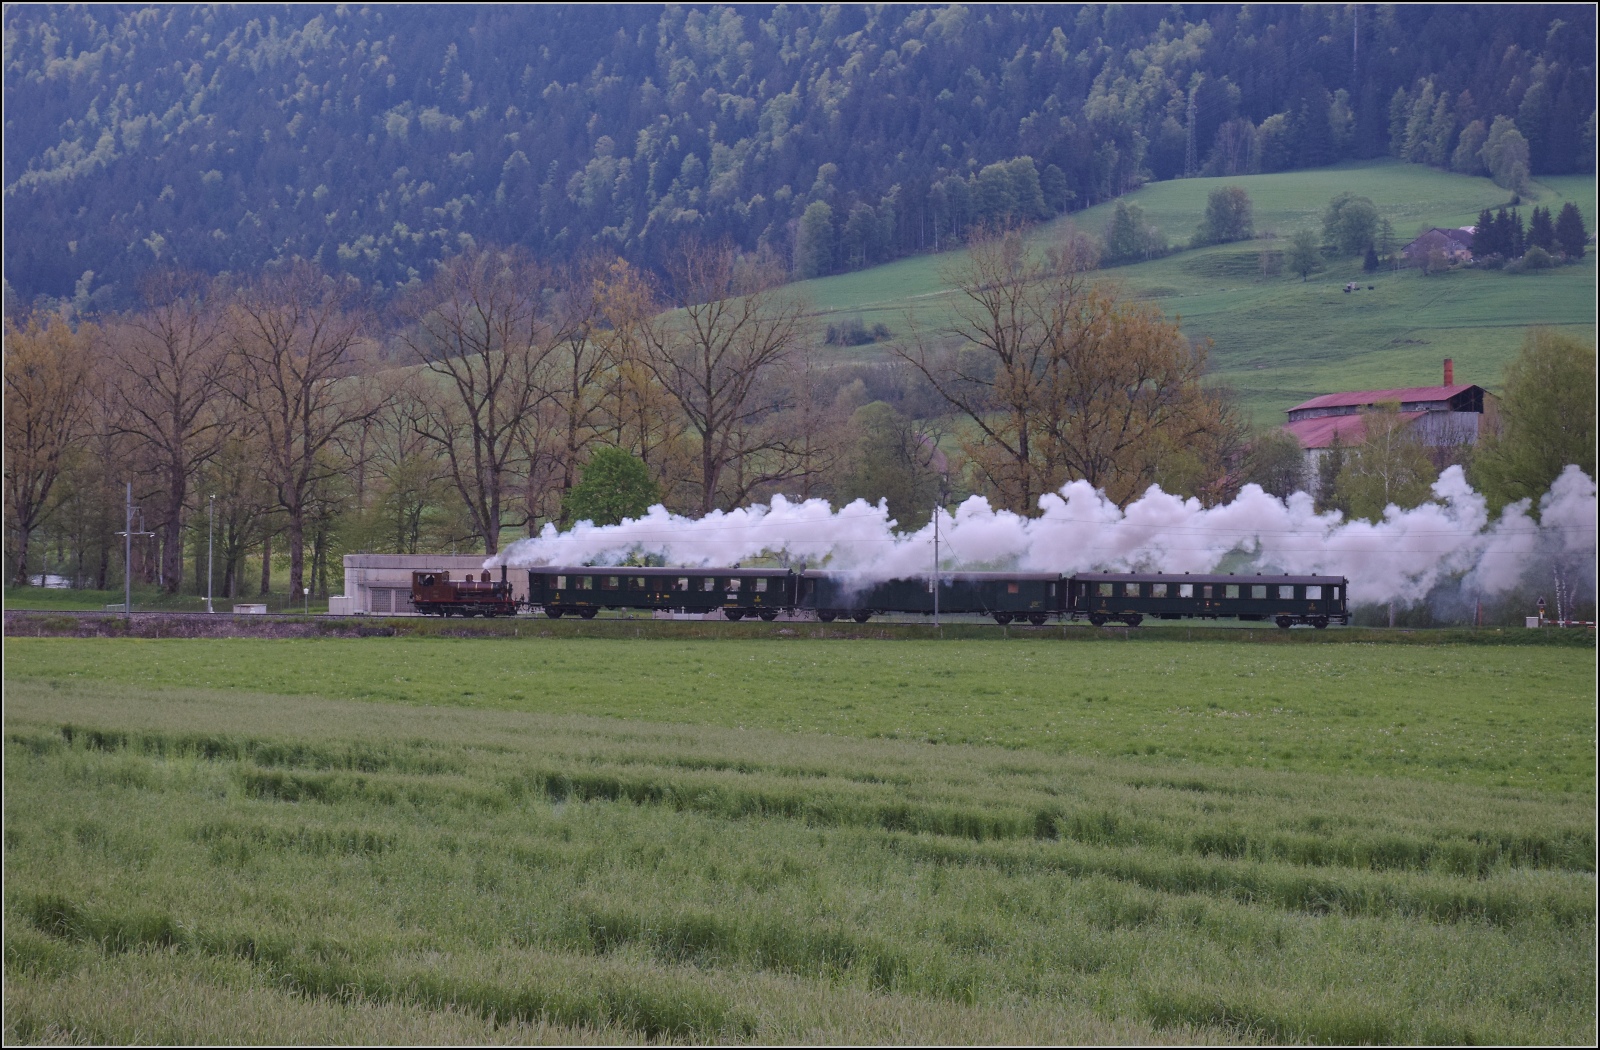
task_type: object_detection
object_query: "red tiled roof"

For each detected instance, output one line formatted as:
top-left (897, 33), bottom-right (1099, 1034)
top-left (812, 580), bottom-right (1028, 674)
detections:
top-left (1283, 411), bottom-right (1426, 450)
top-left (1288, 384), bottom-right (1475, 413)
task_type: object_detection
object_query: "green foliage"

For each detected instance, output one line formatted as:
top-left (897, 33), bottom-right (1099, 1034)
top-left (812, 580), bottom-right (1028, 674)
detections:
top-left (1242, 429), bottom-right (1307, 499)
top-left (1471, 329), bottom-right (1597, 513)
top-left (1321, 192), bottom-right (1379, 255)
top-left (835, 402), bottom-right (940, 530)
top-left (561, 448), bottom-right (660, 527)
top-left (1193, 186), bottom-right (1254, 245)
top-left (1481, 116), bottom-right (1532, 194)
top-left (1287, 228), bottom-right (1321, 280)
top-left (4, 7), bottom-right (1592, 306)
top-left (1333, 403), bottom-right (1439, 520)
top-left (796, 202), bottom-right (836, 279)
top-left (1101, 200), bottom-right (1166, 265)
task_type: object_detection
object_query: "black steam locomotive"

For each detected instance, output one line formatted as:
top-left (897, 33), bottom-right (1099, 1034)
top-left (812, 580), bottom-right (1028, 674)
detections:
top-left (414, 565), bottom-right (1349, 628)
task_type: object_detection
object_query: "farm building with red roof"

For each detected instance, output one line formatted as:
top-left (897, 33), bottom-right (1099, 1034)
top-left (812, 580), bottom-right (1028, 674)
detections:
top-left (1282, 360), bottom-right (1497, 497)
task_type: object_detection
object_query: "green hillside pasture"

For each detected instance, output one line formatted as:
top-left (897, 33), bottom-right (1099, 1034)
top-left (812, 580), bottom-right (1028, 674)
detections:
top-left (5, 681), bottom-right (1593, 1044)
top-left (5, 637), bottom-right (1593, 791)
top-left (794, 161), bottom-right (1597, 423)
top-left (1119, 247), bottom-right (1596, 422)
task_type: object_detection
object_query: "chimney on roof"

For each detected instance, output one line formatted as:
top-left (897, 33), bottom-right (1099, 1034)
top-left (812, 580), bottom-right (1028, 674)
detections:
top-left (1444, 358), bottom-right (1454, 385)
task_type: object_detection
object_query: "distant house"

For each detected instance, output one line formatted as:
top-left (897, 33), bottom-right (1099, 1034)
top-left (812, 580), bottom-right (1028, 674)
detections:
top-left (1282, 360), bottom-right (1497, 497)
top-left (1402, 226), bottom-right (1475, 266)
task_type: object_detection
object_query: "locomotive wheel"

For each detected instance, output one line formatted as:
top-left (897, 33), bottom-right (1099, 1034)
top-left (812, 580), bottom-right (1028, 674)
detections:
top-left (1121, 614), bottom-right (1143, 627)
top-left (993, 612), bottom-right (1013, 625)
top-left (817, 610), bottom-right (837, 623)
top-left (1311, 616), bottom-right (1330, 629)
top-left (579, 608), bottom-right (598, 619)
top-left (1029, 614), bottom-right (1047, 626)
top-left (852, 611), bottom-right (872, 623)
top-left (1088, 614), bottom-right (1108, 627)
top-left (545, 608), bottom-right (563, 618)
top-left (1275, 615), bottom-right (1294, 629)
top-left (725, 610), bottom-right (744, 621)
top-left (759, 610), bottom-right (779, 622)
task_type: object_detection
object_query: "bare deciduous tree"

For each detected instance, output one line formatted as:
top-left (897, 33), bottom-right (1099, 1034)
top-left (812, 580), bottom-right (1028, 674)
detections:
top-left (641, 240), bottom-right (810, 513)
top-left (895, 224), bottom-right (1096, 512)
top-left (106, 270), bottom-right (231, 593)
top-left (226, 261), bottom-right (376, 597)
top-left (401, 246), bottom-right (553, 554)
top-left (4, 312), bottom-right (95, 585)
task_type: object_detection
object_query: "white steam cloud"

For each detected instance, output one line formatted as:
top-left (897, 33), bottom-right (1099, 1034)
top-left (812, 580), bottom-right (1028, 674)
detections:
top-left (491, 466), bottom-right (1597, 608)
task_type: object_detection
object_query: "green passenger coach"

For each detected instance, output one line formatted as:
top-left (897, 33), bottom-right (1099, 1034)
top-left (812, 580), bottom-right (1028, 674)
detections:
top-left (525, 567), bottom-right (792, 620)
top-left (1068, 573), bottom-right (1349, 628)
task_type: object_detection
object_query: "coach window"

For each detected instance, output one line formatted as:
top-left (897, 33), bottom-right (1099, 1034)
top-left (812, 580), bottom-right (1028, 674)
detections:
top-left (1251, 585), bottom-right (1267, 599)
top-left (1306, 585), bottom-right (1322, 600)
top-left (676, 577), bottom-right (690, 591)
top-left (1008, 582), bottom-right (1020, 594)
top-left (1332, 586), bottom-right (1340, 600)
top-left (1202, 585), bottom-right (1213, 599)
top-left (726, 578), bottom-right (741, 592)
top-left (1278, 585), bottom-right (1295, 600)
top-left (1125, 583), bottom-right (1141, 597)
top-left (601, 576), bottom-right (618, 590)
top-left (630, 577), bottom-right (645, 589)
top-left (703, 577), bottom-right (717, 592)
top-left (1151, 583), bottom-right (1168, 598)
top-left (1178, 583), bottom-right (1193, 598)
top-left (1225, 584), bottom-right (1240, 599)
top-left (578, 576), bottom-right (593, 590)
top-left (755, 578), bottom-right (768, 593)
top-left (551, 575), bottom-right (566, 589)
top-left (1098, 583), bottom-right (1114, 597)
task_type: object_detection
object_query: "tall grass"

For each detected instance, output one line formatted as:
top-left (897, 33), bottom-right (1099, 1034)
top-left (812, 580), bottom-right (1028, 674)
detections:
top-left (6, 637), bottom-right (1593, 790)
top-left (5, 680), bottom-right (1594, 1044)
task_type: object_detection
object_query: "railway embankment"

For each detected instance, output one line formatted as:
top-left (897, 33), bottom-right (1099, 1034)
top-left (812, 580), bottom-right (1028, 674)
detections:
top-left (4, 609), bottom-right (1591, 645)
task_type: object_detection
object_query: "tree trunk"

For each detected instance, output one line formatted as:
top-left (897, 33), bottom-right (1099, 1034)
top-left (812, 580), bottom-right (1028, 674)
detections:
top-left (259, 532), bottom-right (271, 597)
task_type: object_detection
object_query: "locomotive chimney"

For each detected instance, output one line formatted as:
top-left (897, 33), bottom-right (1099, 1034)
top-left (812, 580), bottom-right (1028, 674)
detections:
top-left (1444, 358), bottom-right (1453, 385)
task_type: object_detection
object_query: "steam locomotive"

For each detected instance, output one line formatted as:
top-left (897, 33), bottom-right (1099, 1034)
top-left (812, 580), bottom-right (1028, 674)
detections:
top-left (412, 566), bottom-right (1349, 628)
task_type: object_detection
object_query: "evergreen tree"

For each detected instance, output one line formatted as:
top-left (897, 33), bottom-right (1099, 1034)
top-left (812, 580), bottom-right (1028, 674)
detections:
top-left (1555, 202), bottom-right (1588, 258)
top-left (1473, 208), bottom-right (1497, 256)
top-left (1527, 206), bottom-right (1556, 252)
top-left (1363, 245), bottom-right (1380, 272)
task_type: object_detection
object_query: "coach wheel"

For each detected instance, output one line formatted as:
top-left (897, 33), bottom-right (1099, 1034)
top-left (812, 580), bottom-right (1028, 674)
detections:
top-left (579, 608), bottom-right (598, 620)
top-left (817, 610), bottom-right (837, 623)
top-left (1088, 614), bottom-right (1108, 627)
top-left (1121, 614), bottom-right (1143, 628)
top-left (1276, 615), bottom-right (1294, 630)
top-left (1311, 616), bottom-right (1329, 629)
top-left (759, 610), bottom-right (779, 622)
top-left (993, 612), bottom-right (1013, 625)
top-left (545, 608), bottom-right (563, 619)
top-left (725, 610), bottom-right (744, 621)
top-left (1029, 614), bottom-right (1048, 626)
top-left (852, 611), bottom-right (872, 623)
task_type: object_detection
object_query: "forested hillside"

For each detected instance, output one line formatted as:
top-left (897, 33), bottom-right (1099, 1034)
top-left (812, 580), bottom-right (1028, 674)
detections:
top-left (5, 4), bottom-right (1594, 306)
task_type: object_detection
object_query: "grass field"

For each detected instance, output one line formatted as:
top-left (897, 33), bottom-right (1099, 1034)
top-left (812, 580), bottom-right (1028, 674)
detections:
top-left (4, 636), bottom-right (1595, 1044)
top-left (795, 160), bottom-right (1598, 424)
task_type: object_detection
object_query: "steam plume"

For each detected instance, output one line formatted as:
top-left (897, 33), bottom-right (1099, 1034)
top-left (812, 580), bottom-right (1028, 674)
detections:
top-left (492, 466), bottom-right (1596, 608)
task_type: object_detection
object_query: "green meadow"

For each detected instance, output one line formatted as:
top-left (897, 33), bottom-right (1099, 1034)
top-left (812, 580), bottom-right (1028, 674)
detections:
top-left (796, 160), bottom-right (1598, 424)
top-left (5, 636), bottom-right (1595, 1044)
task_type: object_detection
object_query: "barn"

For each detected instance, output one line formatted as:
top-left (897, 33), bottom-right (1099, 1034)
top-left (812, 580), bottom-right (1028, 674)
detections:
top-left (1282, 360), bottom-right (1497, 498)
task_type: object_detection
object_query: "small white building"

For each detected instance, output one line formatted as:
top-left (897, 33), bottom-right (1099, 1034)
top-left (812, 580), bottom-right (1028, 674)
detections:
top-left (334, 553), bottom-right (526, 615)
